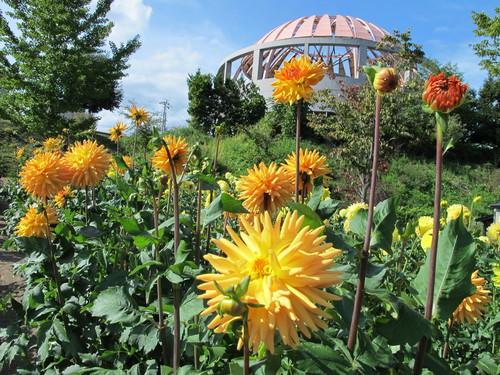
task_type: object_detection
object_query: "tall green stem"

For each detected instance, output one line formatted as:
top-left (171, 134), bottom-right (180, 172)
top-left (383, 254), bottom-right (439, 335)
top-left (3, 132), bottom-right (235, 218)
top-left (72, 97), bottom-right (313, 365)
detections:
top-left (414, 112), bottom-right (445, 374)
top-left (295, 100), bottom-right (302, 202)
top-left (44, 209), bottom-right (63, 307)
top-left (347, 94), bottom-right (381, 353)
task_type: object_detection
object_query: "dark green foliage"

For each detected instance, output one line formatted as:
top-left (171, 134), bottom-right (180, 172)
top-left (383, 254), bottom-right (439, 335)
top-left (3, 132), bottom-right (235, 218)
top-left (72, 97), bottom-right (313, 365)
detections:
top-left (0, 0), bottom-right (140, 136)
top-left (472, 7), bottom-right (500, 78)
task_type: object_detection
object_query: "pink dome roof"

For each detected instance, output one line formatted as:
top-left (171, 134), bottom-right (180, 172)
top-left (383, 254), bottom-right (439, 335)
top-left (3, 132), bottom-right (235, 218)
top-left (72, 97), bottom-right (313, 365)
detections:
top-left (256, 14), bottom-right (390, 44)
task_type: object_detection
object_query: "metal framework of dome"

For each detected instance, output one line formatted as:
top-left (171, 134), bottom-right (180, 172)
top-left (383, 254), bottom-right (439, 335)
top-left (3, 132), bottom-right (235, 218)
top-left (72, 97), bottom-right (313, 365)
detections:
top-left (218, 14), bottom-right (394, 99)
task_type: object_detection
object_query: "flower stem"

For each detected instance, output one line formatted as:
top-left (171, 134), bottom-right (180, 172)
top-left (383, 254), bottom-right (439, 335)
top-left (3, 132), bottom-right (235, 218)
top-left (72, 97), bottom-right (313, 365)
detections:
top-left (413, 112), bottom-right (445, 375)
top-left (442, 317), bottom-right (454, 359)
top-left (165, 146), bottom-right (181, 373)
top-left (347, 94), bottom-right (381, 353)
top-left (44, 210), bottom-right (63, 306)
top-left (243, 314), bottom-right (250, 375)
top-left (295, 100), bottom-right (302, 202)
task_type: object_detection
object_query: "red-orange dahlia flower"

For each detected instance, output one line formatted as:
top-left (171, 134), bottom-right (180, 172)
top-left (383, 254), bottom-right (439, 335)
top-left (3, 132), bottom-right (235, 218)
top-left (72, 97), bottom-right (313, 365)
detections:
top-left (422, 73), bottom-right (468, 113)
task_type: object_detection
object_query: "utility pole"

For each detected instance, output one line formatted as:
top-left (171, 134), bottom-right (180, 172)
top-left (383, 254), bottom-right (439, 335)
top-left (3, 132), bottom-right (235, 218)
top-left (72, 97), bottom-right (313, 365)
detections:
top-left (159, 100), bottom-right (170, 133)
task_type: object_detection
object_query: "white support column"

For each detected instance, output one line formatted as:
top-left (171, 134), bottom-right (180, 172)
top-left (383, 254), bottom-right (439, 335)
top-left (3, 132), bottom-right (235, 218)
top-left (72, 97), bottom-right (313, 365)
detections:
top-left (252, 48), bottom-right (263, 81)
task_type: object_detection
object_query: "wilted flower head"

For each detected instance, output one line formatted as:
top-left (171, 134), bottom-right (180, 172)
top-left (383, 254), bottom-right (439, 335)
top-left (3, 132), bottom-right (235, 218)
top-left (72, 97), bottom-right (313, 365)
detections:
top-left (127, 104), bottom-right (150, 126)
top-left (108, 121), bottom-right (129, 142)
top-left (64, 140), bottom-right (111, 188)
top-left (283, 148), bottom-right (331, 197)
top-left (237, 162), bottom-right (293, 215)
top-left (197, 211), bottom-right (343, 353)
top-left (373, 67), bottom-right (399, 95)
top-left (486, 223), bottom-right (500, 244)
top-left (416, 216), bottom-right (434, 237)
top-left (43, 136), bottom-right (65, 152)
top-left (452, 270), bottom-right (491, 325)
top-left (446, 204), bottom-right (471, 225)
top-left (340, 202), bottom-right (368, 232)
top-left (15, 205), bottom-right (59, 238)
top-left (422, 73), bottom-right (468, 113)
top-left (271, 55), bottom-right (327, 105)
top-left (151, 135), bottom-right (189, 176)
top-left (19, 152), bottom-right (73, 201)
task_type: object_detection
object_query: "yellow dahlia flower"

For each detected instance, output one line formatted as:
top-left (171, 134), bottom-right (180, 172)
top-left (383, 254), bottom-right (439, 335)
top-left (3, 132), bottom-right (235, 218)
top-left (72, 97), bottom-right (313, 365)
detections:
top-left (53, 186), bottom-right (74, 208)
top-left (341, 202), bottom-right (368, 232)
top-left (492, 264), bottom-right (500, 287)
top-left (109, 155), bottom-right (133, 175)
top-left (64, 140), bottom-right (111, 188)
top-left (420, 229), bottom-right (434, 251)
top-left (446, 204), bottom-right (471, 225)
top-left (108, 121), bottom-right (129, 142)
top-left (486, 223), bottom-right (500, 244)
top-left (151, 135), bottom-right (189, 176)
top-left (16, 147), bottom-right (24, 160)
top-left (271, 55), bottom-right (327, 105)
top-left (43, 136), bottom-right (65, 152)
top-left (283, 148), bottom-right (331, 197)
top-left (19, 152), bottom-right (73, 201)
top-left (237, 162), bottom-right (293, 215)
top-left (197, 211), bottom-right (343, 353)
top-left (440, 200), bottom-right (448, 208)
top-left (451, 270), bottom-right (491, 325)
top-left (127, 104), bottom-right (150, 126)
top-left (15, 206), bottom-right (59, 238)
top-left (416, 216), bottom-right (434, 238)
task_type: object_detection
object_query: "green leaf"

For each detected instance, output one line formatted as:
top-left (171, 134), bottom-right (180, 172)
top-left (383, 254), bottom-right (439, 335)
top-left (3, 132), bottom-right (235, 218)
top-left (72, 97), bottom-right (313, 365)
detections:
top-left (201, 194), bottom-right (223, 226)
top-left (129, 261), bottom-right (163, 276)
top-left (317, 199), bottom-right (341, 220)
top-left (119, 218), bottom-right (157, 249)
top-left (78, 226), bottom-right (104, 238)
top-left (307, 177), bottom-right (325, 211)
top-left (369, 290), bottom-right (432, 345)
top-left (287, 342), bottom-right (354, 374)
top-left (221, 193), bottom-right (248, 214)
top-left (234, 276), bottom-right (250, 298)
top-left (288, 202), bottom-right (324, 230)
top-left (113, 155), bottom-right (129, 170)
top-left (180, 284), bottom-right (205, 322)
top-left (443, 132), bottom-right (463, 155)
top-left (413, 217), bottom-right (476, 320)
top-left (365, 263), bottom-right (387, 290)
top-left (90, 286), bottom-right (142, 325)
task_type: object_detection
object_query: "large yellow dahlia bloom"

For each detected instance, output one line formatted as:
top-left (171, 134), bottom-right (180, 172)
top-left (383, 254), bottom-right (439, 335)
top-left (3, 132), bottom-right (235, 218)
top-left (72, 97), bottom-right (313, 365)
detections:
top-left (19, 152), bottom-right (73, 201)
top-left (283, 148), bottom-right (331, 197)
top-left (446, 204), bottom-right (471, 225)
top-left (197, 211), bottom-right (343, 353)
top-left (486, 223), bottom-right (500, 244)
top-left (416, 216), bottom-right (434, 238)
top-left (15, 206), bottom-right (59, 238)
top-left (451, 270), bottom-right (491, 325)
top-left (151, 135), bottom-right (189, 176)
top-left (64, 140), bottom-right (111, 188)
top-left (237, 162), bottom-right (293, 216)
top-left (271, 55), bottom-right (327, 104)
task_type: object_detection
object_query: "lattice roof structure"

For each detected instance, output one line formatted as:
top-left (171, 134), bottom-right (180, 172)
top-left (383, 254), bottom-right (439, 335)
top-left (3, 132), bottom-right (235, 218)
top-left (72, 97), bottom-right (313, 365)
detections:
top-left (218, 14), bottom-right (395, 99)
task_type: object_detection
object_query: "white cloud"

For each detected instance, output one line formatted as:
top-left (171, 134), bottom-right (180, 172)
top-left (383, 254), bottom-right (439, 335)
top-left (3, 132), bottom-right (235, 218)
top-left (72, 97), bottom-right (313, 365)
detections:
top-left (108, 0), bottom-right (153, 42)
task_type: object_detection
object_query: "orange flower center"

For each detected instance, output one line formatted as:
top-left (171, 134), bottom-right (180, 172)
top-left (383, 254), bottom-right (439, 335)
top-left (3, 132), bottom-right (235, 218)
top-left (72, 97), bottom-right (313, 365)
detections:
top-left (251, 257), bottom-right (271, 279)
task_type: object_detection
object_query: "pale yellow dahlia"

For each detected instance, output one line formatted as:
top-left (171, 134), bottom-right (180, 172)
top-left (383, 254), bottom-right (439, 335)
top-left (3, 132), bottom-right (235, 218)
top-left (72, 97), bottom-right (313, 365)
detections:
top-left (486, 223), bottom-right (500, 244)
top-left (492, 264), bottom-right (500, 287)
top-left (340, 202), bottom-right (368, 232)
top-left (283, 148), bottom-right (331, 197)
top-left (197, 211), bottom-right (343, 353)
top-left (127, 104), bottom-right (150, 126)
top-left (15, 206), bottom-right (59, 238)
top-left (64, 140), bottom-right (111, 188)
top-left (416, 216), bottom-right (434, 238)
top-left (151, 135), bottom-right (189, 176)
top-left (108, 121), bottom-right (129, 142)
top-left (452, 270), bottom-right (491, 325)
top-left (271, 55), bottom-right (327, 105)
top-left (446, 204), bottom-right (471, 225)
top-left (237, 162), bottom-right (293, 215)
top-left (53, 186), bottom-right (74, 208)
top-left (420, 229), bottom-right (435, 252)
top-left (19, 152), bottom-right (73, 201)
top-left (43, 136), bottom-right (65, 152)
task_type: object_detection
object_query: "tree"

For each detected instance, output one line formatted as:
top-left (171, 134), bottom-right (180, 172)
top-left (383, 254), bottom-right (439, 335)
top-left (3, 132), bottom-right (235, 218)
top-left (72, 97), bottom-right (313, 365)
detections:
top-left (472, 7), bottom-right (500, 77)
top-left (187, 71), bottom-right (266, 136)
top-left (0, 0), bottom-right (141, 135)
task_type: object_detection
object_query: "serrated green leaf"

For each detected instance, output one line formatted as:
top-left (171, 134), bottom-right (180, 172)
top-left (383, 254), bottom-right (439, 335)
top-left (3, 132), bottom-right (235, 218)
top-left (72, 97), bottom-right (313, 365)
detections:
top-left (413, 217), bottom-right (476, 320)
top-left (91, 286), bottom-right (142, 325)
top-left (78, 226), bottom-right (104, 238)
top-left (287, 342), bottom-right (354, 374)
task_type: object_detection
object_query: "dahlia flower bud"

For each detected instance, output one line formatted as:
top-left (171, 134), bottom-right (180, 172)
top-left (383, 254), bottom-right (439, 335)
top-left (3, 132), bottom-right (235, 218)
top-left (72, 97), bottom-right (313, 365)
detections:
top-left (373, 67), bottom-right (399, 95)
top-left (422, 73), bottom-right (468, 113)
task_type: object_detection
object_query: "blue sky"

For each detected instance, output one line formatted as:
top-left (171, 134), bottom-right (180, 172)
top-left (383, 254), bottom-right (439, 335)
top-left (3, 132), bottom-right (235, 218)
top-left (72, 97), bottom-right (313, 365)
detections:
top-left (96, 0), bottom-right (497, 131)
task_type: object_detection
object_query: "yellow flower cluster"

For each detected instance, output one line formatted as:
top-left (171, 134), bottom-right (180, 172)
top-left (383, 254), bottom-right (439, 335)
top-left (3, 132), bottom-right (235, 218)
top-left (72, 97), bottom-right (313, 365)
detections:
top-left (340, 202), bottom-right (368, 232)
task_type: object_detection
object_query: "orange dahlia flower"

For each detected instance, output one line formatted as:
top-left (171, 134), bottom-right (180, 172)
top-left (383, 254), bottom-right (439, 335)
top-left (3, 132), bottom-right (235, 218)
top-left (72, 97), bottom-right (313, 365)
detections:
top-left (422, 73), bottom-right (468, 113)
top-left (272, 55), bottom-right (327, 105)
top-left (151, 135), bottom-right (189, 176)
top-left (108, 121), bottom-right (129, 142)
top-left (19, 152), bottom-right (73, 201)
top-left (15, 205), bottom-right (59, 238)
top-left (127, 104), bottom-right (150, 126)
top-left (373, 67), bottom-right (399, 95)
top-left (237, 162), bottom-right (293, 215)
top-left (451, 270), bottom-right (491, 325)
top-left (197, 211), bottom-right (343, 353)
top-left (53, 186), bottom-right (75, 208)
top-left (43, 136), bottom-right (65, 152)
top-left (283, 148), bottom-right (331, 197)
top-left (64, 140), bottom-right (111, 188)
